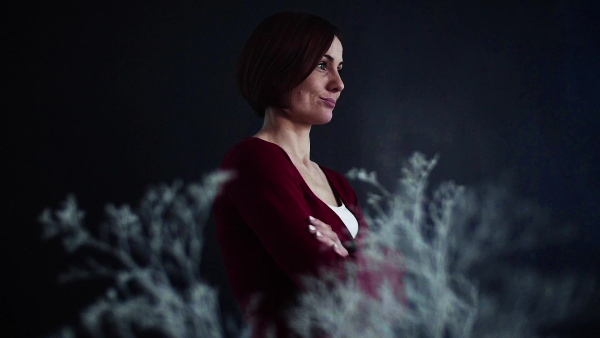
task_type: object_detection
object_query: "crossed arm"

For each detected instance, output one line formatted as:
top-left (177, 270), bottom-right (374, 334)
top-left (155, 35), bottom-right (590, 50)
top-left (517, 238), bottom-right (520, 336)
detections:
top-left (221, 143), bottom-right (351, 288)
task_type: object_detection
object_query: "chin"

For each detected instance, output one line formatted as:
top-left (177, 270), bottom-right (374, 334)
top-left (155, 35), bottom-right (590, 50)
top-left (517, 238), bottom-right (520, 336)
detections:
top-left (313, 111), bottom-right (333, 125)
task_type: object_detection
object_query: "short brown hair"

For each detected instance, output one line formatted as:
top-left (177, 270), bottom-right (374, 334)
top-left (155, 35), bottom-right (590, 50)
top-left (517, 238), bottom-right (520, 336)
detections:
top-left (236, 12), bottom-right (339, 117)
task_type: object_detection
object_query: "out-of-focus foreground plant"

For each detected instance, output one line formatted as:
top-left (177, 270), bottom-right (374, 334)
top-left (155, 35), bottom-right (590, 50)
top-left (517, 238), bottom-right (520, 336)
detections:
top-left (291, 153), bottom-right (594, 337)
top-left (42, 153), bottom-right (594, 338)
top-left (40, 172), bottom-right (232, 338)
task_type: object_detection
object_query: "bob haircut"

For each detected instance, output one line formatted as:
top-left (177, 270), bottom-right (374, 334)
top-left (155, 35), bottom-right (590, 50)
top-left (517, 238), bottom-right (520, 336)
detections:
top-left (236, 12), bottom-right (339, 117)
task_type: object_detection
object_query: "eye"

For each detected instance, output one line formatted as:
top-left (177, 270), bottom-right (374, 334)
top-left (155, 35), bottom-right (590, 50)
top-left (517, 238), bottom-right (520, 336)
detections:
top-left (316, 61), bottom-right (327, 70)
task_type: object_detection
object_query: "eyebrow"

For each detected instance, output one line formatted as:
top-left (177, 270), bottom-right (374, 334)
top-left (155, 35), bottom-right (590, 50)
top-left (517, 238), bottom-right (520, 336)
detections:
top-left (323, 54), bottom-right (343, 66)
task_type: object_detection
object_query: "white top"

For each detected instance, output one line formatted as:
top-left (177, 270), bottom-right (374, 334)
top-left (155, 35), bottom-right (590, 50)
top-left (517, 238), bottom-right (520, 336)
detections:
top-left (326, 202), bottom-right (359, 238)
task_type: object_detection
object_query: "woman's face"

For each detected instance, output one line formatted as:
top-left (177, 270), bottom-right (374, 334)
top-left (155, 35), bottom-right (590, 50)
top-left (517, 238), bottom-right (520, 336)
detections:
top-left (284, 36), bottom-right (344, 125)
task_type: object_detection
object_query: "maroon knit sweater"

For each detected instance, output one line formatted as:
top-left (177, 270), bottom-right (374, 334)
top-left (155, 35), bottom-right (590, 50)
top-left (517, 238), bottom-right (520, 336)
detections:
top-left (213, 137), bottom-right (369, 337)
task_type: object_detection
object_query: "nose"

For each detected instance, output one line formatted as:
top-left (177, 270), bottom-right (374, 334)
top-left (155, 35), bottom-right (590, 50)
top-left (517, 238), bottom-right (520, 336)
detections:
top-left (328, 70), bottom-right (344, 93)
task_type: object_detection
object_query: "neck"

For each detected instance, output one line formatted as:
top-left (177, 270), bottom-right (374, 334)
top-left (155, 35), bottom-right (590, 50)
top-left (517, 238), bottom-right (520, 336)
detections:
top-left (254, 107), bottom-right (312, 166)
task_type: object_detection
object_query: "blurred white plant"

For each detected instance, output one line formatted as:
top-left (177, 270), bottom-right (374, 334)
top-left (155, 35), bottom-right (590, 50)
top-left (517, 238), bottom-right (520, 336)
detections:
top-left (290, 152), bottom-right (593, 338)
top-left (42, 153), bottom-right (594, 338)
top-left (291, 153), bottom-right (475, 338)
top-left (40, 172), bottom-right (232, 338)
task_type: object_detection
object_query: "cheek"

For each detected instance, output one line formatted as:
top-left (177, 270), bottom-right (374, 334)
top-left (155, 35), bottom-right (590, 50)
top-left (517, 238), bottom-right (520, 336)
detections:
top-left (294, 90), bottom-right (309, 103)
top-left (290, 83), bottom-right (317, 107)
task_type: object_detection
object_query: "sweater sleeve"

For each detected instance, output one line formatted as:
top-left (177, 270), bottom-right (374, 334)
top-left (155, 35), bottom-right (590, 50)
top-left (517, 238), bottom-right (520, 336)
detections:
top-left (220, 140), bottom-right (344, 288)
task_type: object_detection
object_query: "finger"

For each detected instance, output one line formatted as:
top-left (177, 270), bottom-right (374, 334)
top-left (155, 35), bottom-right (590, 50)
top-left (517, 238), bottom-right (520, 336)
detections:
top-left (332, 242), bottom-right (349, 257)
top-left (308, 225), bottom-right (334, 243)
top-left (308, 227), bottom-right (329, 242)
top-left (309, 226), bottom-right (348, 257)
top-left (309, 216), bottom-right (332, 230)
top-left (325, 233), bottom-right (349, 256)
top-left (316, 228), bottom-right (339, 241)
top-left (309, 226), bottom-right (337, 243)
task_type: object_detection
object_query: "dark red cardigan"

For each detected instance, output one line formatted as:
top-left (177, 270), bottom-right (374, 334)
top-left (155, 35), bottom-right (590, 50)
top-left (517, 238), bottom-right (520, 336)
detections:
top-left (213, 137), bottom-right (369, 337)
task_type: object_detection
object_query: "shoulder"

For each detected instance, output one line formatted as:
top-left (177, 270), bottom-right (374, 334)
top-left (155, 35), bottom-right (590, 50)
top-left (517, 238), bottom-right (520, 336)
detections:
top-left (221, 137), bottom-right (299, 183)
top-left (222, 137), bottom-right (289, 167)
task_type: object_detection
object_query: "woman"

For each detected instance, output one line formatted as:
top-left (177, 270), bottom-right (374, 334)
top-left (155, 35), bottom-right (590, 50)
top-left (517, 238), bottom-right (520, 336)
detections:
top-left (213, 12), bottom-right (371, 337)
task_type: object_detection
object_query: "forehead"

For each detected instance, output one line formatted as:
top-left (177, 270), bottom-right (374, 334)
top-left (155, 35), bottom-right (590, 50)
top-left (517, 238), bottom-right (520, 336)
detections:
top-left (325, 36), bottom-right (343, 58)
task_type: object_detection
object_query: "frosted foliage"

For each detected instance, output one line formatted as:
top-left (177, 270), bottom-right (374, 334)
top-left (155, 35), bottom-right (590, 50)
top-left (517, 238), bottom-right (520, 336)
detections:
top-left (40, 172), bottom-right (232, 338)
top-left (289, 273), bottom-right (408, 338)
top-left (42, 154), bottom-right (593, 337)
top-left (339, 153), bottom-right (593, 338)
top-left (294, 154), bottom-right (477, 338)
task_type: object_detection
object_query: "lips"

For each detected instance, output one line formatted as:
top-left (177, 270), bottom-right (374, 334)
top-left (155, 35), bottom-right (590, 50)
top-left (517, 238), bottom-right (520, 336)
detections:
top-left (320, 97), bottom-right (336, 108)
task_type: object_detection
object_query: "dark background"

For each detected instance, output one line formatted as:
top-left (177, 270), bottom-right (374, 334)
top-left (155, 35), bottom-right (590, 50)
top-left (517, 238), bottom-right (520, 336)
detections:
top-left (4, 1), bottom-right (599, 336)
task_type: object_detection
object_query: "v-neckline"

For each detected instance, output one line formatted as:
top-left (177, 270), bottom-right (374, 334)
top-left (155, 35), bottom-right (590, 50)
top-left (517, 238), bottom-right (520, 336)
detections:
top-left (248, 137), bottom-right (343, 207)
top-left (246, 137), bottom-right (358, 242)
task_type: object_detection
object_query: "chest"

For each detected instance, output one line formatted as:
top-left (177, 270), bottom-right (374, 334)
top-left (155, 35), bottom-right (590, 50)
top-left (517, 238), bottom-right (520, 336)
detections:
top-left (296, 167), bottom-right (339, 207)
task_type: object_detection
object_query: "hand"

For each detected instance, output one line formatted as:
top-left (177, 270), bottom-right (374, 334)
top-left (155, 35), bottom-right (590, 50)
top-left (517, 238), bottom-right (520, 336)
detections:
top-left (308, 216), bottom-right (349, 257)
